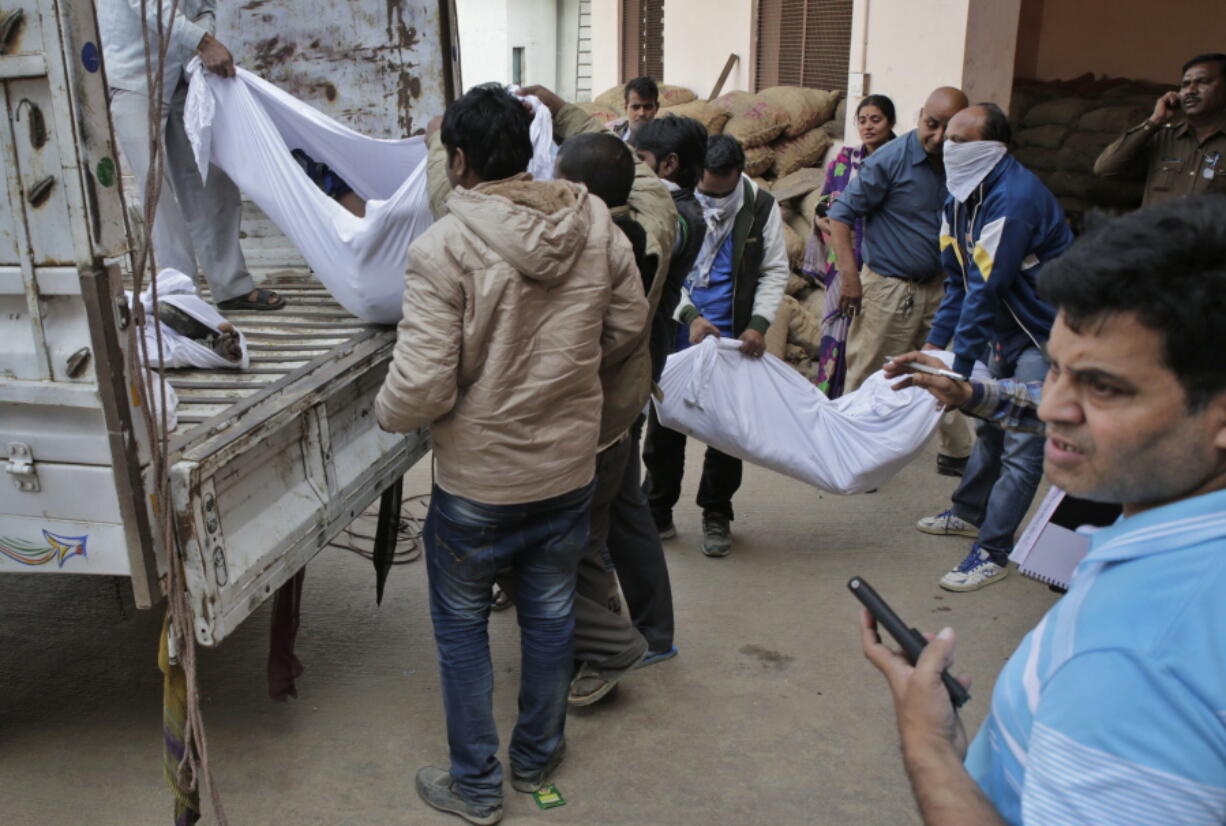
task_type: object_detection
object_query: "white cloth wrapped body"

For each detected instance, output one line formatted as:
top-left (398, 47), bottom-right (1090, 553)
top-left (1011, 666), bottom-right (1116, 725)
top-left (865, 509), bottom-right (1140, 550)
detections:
top-left (184, 62), bottom-right (554, 324)
top-left (654, 337), bottom-right (985, 495)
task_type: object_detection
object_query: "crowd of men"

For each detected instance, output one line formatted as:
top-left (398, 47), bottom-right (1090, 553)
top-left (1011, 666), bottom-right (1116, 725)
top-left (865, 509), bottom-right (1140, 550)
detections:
top-left (101, 6), bottom-right (1226, 821)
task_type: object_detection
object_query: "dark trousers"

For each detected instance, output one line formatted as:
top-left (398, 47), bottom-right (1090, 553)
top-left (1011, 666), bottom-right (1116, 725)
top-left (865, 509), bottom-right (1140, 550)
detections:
top-left (643, 404), bottom-right (743, 524)
top-left (606, 419), bottom-right (675, 652)
top-left (424, 481), bottom-right (593, 808)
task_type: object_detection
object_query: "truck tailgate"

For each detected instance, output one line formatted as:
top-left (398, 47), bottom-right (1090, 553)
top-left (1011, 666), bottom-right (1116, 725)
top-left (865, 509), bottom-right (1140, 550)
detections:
top-left (165, 272), bottom-right (428, 646)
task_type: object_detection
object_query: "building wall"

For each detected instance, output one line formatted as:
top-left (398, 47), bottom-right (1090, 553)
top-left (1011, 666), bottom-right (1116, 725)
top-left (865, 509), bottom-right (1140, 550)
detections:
top-left (661, 0), bottom-right (754, 97)
top-left (556, 0), bottom-right (581, 100)
top-left (457, 0), bottom-right (562, 91)
top-left (845, 0), bottom-right (1020, 138)
top-left (456, 0), bottom-right (508, 91)
top-left (1015, 0), bottom-right (1222, 84)
top-left (589, 0), bottom-right (620, 95)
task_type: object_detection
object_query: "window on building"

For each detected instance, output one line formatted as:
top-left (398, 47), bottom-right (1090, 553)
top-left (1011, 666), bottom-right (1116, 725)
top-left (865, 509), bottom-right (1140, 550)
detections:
top-left (512, 46), bottom-right (525, 85)
top-left (755, 0), bottom-right (853, 92)
top-left (621, 0), bottom-right (664, 82)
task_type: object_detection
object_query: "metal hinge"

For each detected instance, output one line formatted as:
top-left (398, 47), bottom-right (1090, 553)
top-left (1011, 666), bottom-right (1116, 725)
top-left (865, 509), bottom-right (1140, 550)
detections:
top-left (5, 442), bottom-right (39, 492)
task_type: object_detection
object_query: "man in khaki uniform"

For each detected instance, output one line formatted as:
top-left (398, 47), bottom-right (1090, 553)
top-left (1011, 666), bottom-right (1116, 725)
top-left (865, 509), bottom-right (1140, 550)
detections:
top-left (1095, 53), bottom-right (1226, 206)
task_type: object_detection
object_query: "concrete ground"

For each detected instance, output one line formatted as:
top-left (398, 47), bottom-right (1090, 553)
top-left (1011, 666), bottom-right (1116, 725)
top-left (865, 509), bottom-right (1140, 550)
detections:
top-left (1, 439), bottom-right (1057, 825)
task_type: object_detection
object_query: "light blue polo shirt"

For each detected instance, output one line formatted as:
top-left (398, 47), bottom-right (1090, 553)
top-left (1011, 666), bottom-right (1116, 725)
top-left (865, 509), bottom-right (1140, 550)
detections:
top-left (966, 487), bottom-right (1226, 824)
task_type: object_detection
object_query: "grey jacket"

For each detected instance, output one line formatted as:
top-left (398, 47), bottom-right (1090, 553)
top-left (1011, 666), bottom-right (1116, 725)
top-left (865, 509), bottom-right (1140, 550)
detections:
top-left (99, 0), bottom-right (215, 101)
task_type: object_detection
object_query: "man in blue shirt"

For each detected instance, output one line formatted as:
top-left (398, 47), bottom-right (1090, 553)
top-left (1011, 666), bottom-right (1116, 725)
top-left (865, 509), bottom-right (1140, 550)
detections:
top-left (828, 86), bottom-right (972, 476)
top-left (915, 103), bottom-right (1073, 592)
top-left (642, 134), bottom-right (788, 557)
top-left (861, 194), bottom-right (1226, 825)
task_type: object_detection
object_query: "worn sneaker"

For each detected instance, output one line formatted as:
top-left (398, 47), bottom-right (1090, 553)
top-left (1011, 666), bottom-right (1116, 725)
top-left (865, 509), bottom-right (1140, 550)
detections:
top-left (510, 738), bottom-right (566, 793)
top-left (916, 509), bottom-right (979, 538)
top-left (701, 514), bottom-right (732, 557)
top-left (657, 521), bottom-right (678, 541)
top-left (940, 546), bottom-right (1009, 592)
top-left (936, 454), bottom-right (969, 477)
top-left (415, 767), bottom-right (503, 825)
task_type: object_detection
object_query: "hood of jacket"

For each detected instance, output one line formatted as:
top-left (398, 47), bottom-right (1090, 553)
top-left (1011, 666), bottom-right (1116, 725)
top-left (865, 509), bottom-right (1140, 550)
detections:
top-left (445, 174), bottom-right (592, 283)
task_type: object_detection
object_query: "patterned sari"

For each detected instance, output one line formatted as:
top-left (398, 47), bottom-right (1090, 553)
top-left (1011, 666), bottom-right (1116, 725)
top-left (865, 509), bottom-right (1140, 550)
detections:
top-left (801, 143), bottom-right (874, 398)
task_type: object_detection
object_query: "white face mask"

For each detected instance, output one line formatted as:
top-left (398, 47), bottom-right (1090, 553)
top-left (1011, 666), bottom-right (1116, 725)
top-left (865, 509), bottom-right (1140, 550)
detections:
top-left (944, 140), bottom-right (1008, 203)
top-left (690, 186), bottom-right (743, 287)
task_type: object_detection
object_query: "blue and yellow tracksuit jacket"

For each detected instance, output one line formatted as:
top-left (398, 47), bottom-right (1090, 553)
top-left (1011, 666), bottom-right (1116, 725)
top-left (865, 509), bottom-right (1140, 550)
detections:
top-left (927, 155), bottom-right (1073, 378)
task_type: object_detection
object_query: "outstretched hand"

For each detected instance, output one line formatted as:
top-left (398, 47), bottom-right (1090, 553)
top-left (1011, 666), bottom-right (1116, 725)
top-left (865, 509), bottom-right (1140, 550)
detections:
top-left (884, 352), bottom-right (973, 409)
top-left (516, 85), bottom-right (566, 116)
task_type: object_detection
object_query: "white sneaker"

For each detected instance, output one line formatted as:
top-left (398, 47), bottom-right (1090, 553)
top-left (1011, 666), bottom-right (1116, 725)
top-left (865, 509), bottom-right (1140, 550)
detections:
top-left (916, 509), bottom-right (979, 538)
top-left (940, 547), bottom-right (1009, 592)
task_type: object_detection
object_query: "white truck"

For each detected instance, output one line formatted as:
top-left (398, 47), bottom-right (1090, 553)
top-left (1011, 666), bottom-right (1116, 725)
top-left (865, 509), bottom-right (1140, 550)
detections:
top-left (0, 0), bottom-right (459, 645)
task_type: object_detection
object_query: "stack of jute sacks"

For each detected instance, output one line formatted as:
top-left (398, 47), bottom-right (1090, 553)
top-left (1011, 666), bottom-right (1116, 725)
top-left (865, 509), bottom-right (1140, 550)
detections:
top-left (1009, 74), bottom-right (1171, 220)
top-left (581, 84), bottom-right (846, 274)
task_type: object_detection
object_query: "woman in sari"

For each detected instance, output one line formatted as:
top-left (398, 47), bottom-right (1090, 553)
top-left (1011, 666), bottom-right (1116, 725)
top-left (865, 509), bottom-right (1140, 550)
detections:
top-left (803, 94), bottom-right (896, 397)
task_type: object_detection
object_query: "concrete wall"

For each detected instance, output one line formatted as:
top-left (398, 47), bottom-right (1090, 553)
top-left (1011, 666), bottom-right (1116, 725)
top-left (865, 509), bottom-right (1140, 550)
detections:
top-left (457, 0), bottom-right (508, 90)
top-left (661, 0), bottom-right (754, 98)
top-left (457, 0), bottom-right (564, 91)
top-left (556, 0), bottom-right (581, 100)
top-left (589, 0), bottom-right (620, 95)
top-left (844, 0), bottom-right (1020, 138)
top-left (1015, 0), bottom-right (1222, 84)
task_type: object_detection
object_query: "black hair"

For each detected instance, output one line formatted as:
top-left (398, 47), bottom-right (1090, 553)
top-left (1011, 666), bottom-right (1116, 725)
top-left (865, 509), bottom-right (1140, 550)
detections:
top-left (1181, 52), bottom-right (1226, 75)
top-left (1038, 195), bottom-right (1226, 410)
top-left (974, 101), bottom-right (1012, 145)
top-left (628, 114), bottom-right (708, 189)
top-left (440, 83), bottom-right (532, 182)
top-left (856, 94), bottom-right (897, 125)
top-left (624, 76), bottom-right (659, 104)
top-left (556, 132), bottom-right (635, 208)
top-left (704, 133), bottom-right (745, 176)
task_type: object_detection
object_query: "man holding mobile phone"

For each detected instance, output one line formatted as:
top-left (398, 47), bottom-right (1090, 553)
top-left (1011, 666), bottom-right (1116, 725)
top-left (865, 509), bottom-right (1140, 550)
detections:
top-left (1094, 53), bottom-right (1226, 206)
top-left (860, 195), bottom-right (1226, 826)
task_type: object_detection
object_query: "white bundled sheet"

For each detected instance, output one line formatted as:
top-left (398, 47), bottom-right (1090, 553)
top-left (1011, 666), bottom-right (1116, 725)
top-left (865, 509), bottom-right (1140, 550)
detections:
top-left (655, 337), bottom-right (985, 495)
top-left (135, 268), bottom-right (250, 371)
top-left (184, 61), bottom-right (554, 324)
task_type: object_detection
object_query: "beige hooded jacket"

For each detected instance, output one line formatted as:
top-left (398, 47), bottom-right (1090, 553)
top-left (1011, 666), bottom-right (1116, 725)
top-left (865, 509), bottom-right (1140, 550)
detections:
top-left (374, 174), bottom-right (648, 505)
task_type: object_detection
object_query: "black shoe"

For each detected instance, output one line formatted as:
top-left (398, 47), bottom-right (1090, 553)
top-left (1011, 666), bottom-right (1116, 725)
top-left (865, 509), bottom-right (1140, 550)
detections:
top-left (415, 767), bottom-right (502, 825)
top-left (937, 454), bottom-right (969, 477)
top-left (510, 738), bottom-right (567, 793)
top-left (701, 514), bottom-right (732, 557)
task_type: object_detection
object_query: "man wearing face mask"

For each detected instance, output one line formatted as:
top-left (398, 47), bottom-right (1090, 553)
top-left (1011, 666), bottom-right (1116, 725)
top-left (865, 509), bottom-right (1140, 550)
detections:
top-left (642, 133), bottom-right (789, 557)
top-left (916, 103), bottom-right (1073, 592)
top-left (828, 86), bottom-right (974, 478)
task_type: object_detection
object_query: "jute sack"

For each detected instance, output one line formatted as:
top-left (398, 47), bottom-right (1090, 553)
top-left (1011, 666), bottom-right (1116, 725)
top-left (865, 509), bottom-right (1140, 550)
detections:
top-left (771, 127), bottom-right (833, 178)
top-left (1023, 97), bottom-right (1096, 127)
top-left (758, 86), bottom-right (839, 137)
top-left (750, 176), bottom-right (773, 192)
top-left (1014, 147), bottom-right (1058, 172)
top-left (800, 188), bottom-right (825, 225)
top-left (771, 167), bottom-right (827, 204)
top-left (711, 90), bottom-right (756, 116)
top-left (664, 101), bottom-right (731, 133)
top-left (577, 102), bottom-right (621, 126)
top-left (658, 85), bottom-right (697, 108)
top-left (1017, 124), bottom-right (1070, 150)
top-left (744, 145), bottom-right (776, 177)
top-left (594, 85), bottom-right (626, 114)
top-left (725, 100), bottom-right (790, 147)
top-left (783, 222), bottom-right (806, 269)
top-left (1056, 131), bottom-right (1119, 171)
top-left (1078, 105), bottom-right (1150, 133)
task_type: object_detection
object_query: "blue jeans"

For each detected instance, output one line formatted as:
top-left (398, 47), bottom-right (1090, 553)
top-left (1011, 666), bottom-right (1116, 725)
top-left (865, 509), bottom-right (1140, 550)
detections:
top-left (424, 481), bottom-right (594, 808)
top-left (951, 345), bottom-right (1048, 565)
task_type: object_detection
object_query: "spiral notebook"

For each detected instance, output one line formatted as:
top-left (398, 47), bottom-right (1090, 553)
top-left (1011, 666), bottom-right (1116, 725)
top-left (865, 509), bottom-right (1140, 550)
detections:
top-left (1010, 488), bottom-right (1121, 590)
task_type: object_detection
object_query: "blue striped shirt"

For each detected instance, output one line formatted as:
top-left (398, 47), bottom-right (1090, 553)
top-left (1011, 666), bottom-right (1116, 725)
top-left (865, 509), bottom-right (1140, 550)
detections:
top-left (966, 487), bottom-right (1226, 824)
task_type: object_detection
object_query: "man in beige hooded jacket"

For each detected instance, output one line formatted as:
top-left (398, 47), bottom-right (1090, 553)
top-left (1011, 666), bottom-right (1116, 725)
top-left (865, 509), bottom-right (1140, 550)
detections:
top-left (374, 85), bottom-right (646, 826)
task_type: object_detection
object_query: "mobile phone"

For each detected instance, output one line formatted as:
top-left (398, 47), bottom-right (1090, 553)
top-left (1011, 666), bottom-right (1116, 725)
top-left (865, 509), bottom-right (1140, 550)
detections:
top-left (848, 576), bottom-right (970, 708)
top-left (885, 355), bottom-right (969, 383)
